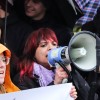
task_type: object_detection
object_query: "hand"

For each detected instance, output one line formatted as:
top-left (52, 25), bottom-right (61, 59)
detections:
top-left (70, 86), bottom-right (77, 100)
top-left (66, 64), bottom-right (72, 72)
top-left (54, 67), bottom-right (68, 84)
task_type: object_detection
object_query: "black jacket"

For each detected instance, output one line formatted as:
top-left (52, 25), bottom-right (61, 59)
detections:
top-left (4, 13), bottom-right (33, 57)
top-left (13, 73), bottom-right (40, 90)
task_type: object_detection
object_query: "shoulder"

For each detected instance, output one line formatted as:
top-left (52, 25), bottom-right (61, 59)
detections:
top-left (13, 73), bottom-right (40, 90)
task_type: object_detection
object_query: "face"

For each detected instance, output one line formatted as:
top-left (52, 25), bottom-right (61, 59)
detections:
top-left (24, 0), bottom-right (46, 20)
top-left (0, 53), bottom-right (7, 84)
top-left (35, 39), bottom-right (57, 68)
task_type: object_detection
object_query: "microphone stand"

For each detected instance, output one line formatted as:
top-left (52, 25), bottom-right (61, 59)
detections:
top-left (88, 34), bottom-right (100, 100)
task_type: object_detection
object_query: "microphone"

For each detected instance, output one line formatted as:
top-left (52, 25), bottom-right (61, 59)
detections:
top-left (48, 46), bottom-right (87, 67)
top-left (48, 46), bottom-right (70, 67)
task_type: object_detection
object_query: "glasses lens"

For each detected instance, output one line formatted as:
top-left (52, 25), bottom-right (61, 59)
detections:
top-left (0, 56), bottom-right (10, 65)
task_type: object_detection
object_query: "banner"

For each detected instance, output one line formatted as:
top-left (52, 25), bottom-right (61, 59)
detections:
top-left (0, 83), bottom-right (73, 100)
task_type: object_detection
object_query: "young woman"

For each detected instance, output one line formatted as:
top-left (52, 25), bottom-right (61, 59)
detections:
top-left (13, 28), bottom-right (77, 99)
top-left (0, 43), bottom-right (19, 93)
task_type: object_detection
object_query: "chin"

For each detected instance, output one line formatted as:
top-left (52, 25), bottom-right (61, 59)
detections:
top-left (26, 13), bottom-right (33, 17)
top-left (0, 79), bottom-right (4, 85)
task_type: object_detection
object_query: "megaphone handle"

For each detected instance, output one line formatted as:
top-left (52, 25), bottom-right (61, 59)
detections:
top-left (56, 61), bottom-right (72, 82)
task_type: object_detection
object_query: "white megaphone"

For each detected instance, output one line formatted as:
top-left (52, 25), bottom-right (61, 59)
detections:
top-left (48, 31), bottom-right (99, 71)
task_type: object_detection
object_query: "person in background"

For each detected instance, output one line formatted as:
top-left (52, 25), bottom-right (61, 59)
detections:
top-left (0, 43), bottom-right (19, 93)
top-left (13, 0), bottom-right (73, 46)
top-left (13, 28), bottom-right (95, 100)
top-left (0, 0), bottom-right (33, 57)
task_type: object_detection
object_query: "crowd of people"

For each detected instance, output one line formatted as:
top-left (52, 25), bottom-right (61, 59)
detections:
top-left (0, 0), bottom-right (100, 100)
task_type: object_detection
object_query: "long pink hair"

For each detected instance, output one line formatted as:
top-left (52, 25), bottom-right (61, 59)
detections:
top-left (18, 28), bottom-right (58, 78)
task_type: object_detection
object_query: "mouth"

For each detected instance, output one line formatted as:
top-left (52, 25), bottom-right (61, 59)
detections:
top-left (26, 7), bottom-right (35, 12)
top-left (0, 71), bottom-right (4, 74)
top-left (0, 71), bottom-right (5, 78)
top-left (46, 55), bottom-right (48, 58)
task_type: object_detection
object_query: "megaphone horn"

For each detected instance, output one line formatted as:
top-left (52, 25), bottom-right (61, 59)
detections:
top-left (48, 31), bottom-right (99, 72)
top-left (68, 31), bottom-right (96, 71)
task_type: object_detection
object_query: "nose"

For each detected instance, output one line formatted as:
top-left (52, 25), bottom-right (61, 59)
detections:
top-left (48, 44), bottom-right (55, 51)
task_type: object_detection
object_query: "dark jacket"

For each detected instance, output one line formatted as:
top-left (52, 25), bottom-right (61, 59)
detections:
top-left (26, 13), bottom-right (73, 46)
top-left (2, 13), bottom-right (33, 57)
top-left (13, 73), bottom-right (40, 90)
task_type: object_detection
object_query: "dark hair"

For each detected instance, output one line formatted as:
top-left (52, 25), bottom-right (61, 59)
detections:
top-left (19, 28), bottom-right (58, 78)
top-left (0, 0), bottom-right (6, 10)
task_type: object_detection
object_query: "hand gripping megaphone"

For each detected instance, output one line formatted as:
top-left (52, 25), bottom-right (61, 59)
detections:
top-left (48, 31), bottom-right (100, 71)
